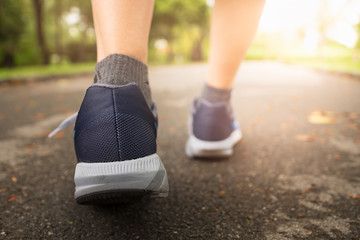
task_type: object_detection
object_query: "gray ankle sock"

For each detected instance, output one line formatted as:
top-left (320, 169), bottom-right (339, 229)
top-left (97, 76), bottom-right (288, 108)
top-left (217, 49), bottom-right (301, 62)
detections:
top-left (200, 84), bottom-right (232, 103)
top-left (94, 54), bottom-right (152, 109)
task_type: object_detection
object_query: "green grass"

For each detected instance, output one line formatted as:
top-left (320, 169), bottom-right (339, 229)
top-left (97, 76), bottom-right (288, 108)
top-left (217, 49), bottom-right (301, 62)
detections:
top-left (285, 57), bottom-right (360, 75)
top-left (1, 41), bottom-right (359, 82)
top-left (0, 62), bottom-right (96, 81)
top-left (246, 40), bottom-right (360, 75)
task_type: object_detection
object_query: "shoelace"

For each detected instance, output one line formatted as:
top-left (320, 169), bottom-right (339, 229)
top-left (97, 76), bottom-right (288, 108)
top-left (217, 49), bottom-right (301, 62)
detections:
top-left (48, 112), bottom-right (78, 138)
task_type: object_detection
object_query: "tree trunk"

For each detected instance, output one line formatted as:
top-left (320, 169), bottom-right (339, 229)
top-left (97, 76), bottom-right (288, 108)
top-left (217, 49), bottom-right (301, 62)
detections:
top-left (190, 34), bottom-right (205, 62)
top-left (54, 0), bottom-right (62, 62)
top-left (32, 0), bottom-right (50, 65)
top-left (0, 0), bottom-right (15, 68)
top-left (190, 39), bottom-right (203, 61)
top-left (1, 52), bottom-right (15, 68)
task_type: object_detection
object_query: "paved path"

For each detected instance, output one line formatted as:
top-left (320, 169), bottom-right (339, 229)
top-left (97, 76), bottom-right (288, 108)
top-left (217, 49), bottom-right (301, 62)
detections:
top-left (0, 61), bottom-right (360, 239)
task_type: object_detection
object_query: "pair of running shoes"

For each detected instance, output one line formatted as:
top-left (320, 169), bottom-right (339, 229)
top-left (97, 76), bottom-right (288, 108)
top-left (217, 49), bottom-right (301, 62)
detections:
top-left (50, 83), bottom-right (242, 204)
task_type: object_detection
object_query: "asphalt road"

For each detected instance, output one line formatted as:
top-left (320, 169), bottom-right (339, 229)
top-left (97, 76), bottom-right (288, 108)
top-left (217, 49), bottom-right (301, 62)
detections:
top-left (0, 61), bottom-right (360, 239)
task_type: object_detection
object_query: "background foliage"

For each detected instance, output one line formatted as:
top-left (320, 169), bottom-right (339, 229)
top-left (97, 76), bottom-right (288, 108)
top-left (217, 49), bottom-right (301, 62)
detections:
top-left (0, 0), bottom-right (359, 76)
top-left (0, 0), bottom-right (210, 68)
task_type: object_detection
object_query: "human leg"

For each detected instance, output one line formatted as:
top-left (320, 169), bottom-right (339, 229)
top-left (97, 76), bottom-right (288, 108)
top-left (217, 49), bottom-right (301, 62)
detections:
top-left (73, 0), bottom-right (168, 204)
top-left (92, 0), bottom-right (154, 63)
top-left (206, 0), bottom-right (265, 90)
top-left (187, 0), bottom-right (265, 158)
top-left (91, 0), bottom-right (155, 109)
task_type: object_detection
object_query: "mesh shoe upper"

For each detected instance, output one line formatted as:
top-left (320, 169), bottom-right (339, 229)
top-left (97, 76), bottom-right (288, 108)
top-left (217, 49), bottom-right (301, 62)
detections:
top-left (74, 83), bottom-right (157, 163)
top-left (191, 98), bottom-right (236, 141)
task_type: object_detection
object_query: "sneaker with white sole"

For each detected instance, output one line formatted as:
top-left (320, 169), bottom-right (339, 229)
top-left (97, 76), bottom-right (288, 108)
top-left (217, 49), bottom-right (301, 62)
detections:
top-left (186, 98), bottom-right (242, 158)
top-left (50, 83), bottom-right (169, 204)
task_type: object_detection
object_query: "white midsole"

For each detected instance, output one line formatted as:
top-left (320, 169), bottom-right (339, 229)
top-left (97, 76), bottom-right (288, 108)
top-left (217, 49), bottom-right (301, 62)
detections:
top-left (74, 154), bottom-right (168, 198)
top-left (186, 129), bottom-right (242, 157)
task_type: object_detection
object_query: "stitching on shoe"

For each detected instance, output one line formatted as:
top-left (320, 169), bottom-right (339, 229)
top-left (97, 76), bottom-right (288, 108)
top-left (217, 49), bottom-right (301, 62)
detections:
top-left (112, 89), bottom-right (122, 161)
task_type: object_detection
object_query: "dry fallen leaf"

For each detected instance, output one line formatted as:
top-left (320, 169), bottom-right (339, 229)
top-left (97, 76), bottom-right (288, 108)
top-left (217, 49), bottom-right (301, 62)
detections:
top-left (169, 126), bottom-right (176, 134)
top-left (343, 112), bottom-right (359, 120)
top-left (326, 129), bottom-right (334, 136)
top-left (349, 123), bottom-right (360, 130)
top-left (349, 112), bottom-right (358, 120)
top-left (308, 111), bottom-right (335, 124)
top-left (347, 194), bottom-right (360, 199)
top-left (57, 79), bottom-right (69, 87)
top-left (13, 106), bottom-right (21, 113)
top-left (266, 105), bottom-right (273, 113)
top-left (35, 113), bottom-right (45, 120)
top-left (295, 134), bottom-right (316, 142)
top-left (0, 188), bottom-right (7, 193)
top-left (35, 131), bottom-right (51, 138)
top-left (7, 194), bottom-right (19, 203)
top-left (11, 177), bottom-right (17, 183)
top-left (219, 190), bottom-right (226, 195)
top-left (280, 123), bottom-right (288, 130)
top-left (53, 131), bottom-right (65, 139)
top-left (292, 96), bottom-right (300, 102)
top-left (25, 144), bottom-right (36, 151)
top-left (300, 188), bottom-right (312, 194)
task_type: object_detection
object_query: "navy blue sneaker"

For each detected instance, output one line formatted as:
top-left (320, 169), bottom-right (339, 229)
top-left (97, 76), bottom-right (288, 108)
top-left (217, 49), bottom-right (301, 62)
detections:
top-left (186, 98), bottom-right (242, 158)
top-left (51, 83), bottom-right (168, 204)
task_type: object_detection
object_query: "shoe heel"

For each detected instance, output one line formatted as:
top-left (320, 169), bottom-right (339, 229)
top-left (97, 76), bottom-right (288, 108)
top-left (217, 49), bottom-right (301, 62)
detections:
top-left (149, 172), bottom-right (169, 198)
top-left (74, 154), bottom-right (169, 204)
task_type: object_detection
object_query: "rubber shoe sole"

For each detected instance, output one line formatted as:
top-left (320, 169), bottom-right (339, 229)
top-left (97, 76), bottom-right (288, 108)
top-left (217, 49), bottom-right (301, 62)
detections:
top-left (74, 154), bottom-right (168, 205)
top-left (186, 129), bottom-right (242, 158)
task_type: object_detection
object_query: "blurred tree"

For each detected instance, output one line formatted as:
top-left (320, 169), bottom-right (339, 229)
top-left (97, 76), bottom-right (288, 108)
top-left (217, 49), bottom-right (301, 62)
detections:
top-left (0, 0), bottom-right (25, 67)
top-left (150, 0), bottom-right (210, 63)
top-left (32, 0), bottom-right (50, 65)
top-left (52, 0), bottom-right (95, 63)
top-left (354, 23), bottom-right (360, 61)
top-left (67, 1), bottom-right (95, 62)
top-left (53, 0), bottom-right (63, 62)
top-left (0, 0), bottom-right (210, 68)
